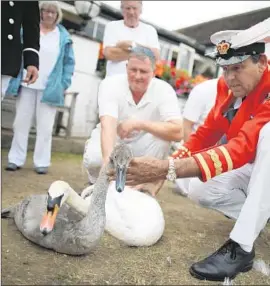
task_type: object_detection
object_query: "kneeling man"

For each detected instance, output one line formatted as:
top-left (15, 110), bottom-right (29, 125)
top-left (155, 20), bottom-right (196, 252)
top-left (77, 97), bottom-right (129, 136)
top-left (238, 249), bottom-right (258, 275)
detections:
top-left (111, 30), bottom-right (270, 280)
top-left (84, 46), bottom-right (182, 188)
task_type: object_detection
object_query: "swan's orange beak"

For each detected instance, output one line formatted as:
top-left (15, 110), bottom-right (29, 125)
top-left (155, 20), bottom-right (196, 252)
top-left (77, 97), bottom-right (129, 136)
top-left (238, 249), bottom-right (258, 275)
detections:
top-left (40, 205), bottom-right (59, 235)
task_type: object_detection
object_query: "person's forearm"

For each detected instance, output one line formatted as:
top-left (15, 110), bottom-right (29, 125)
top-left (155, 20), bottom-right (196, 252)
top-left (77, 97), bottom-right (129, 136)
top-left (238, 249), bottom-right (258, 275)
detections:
top-left (155, 157), bottom-right (201, 181)
top-left (183, 127), bottom-right (193, 142)
top-left (175, 157), bottom-right (201, 179)
top-left (139, 120), bottom-right (182, 141)
top-left (104, 47), bottom-right (130, 61)
top-left (101, 126), bottom-right (117, 163)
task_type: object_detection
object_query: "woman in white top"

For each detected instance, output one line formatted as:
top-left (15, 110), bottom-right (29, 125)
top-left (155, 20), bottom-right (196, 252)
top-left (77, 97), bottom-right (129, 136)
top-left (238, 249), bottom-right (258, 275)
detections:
top-left (6, 1), bottom-right (75, 174)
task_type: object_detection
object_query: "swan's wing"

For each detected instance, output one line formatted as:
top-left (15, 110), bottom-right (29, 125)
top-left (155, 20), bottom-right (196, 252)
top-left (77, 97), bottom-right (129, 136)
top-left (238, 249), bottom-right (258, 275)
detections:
top-left (105, 183), bottom-right (165, 246)
top-left (13, 194), bottom-right (47, 235)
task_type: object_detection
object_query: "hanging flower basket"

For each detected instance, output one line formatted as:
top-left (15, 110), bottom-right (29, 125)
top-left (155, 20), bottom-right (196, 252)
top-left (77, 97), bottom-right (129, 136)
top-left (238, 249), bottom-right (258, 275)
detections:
top-left (155, 60), bottom-right (209, 98)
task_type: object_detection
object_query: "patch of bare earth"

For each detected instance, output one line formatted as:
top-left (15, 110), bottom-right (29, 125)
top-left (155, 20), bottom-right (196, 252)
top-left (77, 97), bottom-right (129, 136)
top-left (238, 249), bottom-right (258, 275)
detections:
top-left (1, 150), bottom-right (270, 285)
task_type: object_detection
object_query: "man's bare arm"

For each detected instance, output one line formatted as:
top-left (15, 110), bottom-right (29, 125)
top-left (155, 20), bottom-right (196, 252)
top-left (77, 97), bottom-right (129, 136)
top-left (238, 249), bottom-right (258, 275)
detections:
top-left (183, 118), bottom-right (195, 142)
top-left (154, 157), bottom-right (201, 181)
top-left (174, 157), bottom-right (201, 179)
top-left (121, 156), bottom-right (202, 186)
top-left (139, 119), bottom-right (183, 142)
top-left (100, 116), bottom-right (118, 163)
top-left (104, 41), bottom-right (160, 62)
top-left (104, 46), bottom-right (130, 62)
top-left (117, 41), bottom-right (160, 61)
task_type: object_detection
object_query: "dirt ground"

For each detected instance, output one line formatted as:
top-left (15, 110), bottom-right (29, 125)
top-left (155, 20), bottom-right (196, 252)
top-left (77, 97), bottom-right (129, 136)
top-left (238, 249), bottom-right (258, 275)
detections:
top-left (1, 150), bottom-right (270, 285)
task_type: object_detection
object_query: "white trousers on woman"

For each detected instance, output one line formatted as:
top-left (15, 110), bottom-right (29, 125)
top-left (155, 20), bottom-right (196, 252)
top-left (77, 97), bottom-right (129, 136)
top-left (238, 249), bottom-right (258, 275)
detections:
top-left (1, 75), bottom-right (12, 100)
top-left (188, 122), bottom-right (270, 251)
top-left (8, 86), bottom-right (57, 168)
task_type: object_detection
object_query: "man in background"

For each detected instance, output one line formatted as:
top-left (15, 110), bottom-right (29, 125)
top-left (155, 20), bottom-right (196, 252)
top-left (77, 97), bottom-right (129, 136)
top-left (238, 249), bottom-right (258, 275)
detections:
top-left (103, 0), bottom-right (160, 76)
top-left (1, 1), bottom-right (40, 99)
top-left (182, 78), bottom-right (218, 142)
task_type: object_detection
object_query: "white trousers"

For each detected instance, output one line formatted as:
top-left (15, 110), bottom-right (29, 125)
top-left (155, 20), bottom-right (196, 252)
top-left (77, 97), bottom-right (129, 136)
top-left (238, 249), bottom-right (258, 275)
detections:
top-left (83, 126), bottom-right (170, 183)
top-left (1, 75), bottom-right (12, 100)
top-left (8, 86), bottom-right (57, 168)
top-left (175, 178), bottom-right (191, 196)
top-left (188, 122), bottom-right (270, 249)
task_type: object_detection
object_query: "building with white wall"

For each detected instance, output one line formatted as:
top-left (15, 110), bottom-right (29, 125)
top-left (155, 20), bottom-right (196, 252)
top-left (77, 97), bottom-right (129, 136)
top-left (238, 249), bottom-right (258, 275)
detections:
top-left (1, 1), bottom-right (216, 138)
top-left (58, 1), bottom-right (217, 138)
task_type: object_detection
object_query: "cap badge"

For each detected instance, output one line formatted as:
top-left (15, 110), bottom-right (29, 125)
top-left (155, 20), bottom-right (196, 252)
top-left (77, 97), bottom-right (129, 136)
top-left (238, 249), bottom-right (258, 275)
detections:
top-left (217, 40), bottom-right (231, 55)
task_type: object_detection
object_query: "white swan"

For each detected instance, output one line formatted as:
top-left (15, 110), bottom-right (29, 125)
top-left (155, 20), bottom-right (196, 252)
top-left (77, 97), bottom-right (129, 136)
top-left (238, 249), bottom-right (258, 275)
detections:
top-left (101, 182), bottom-right (165, 247)
top-left (1, 143), bottom-right (133, 255)
top-left (81, 172), bottom-right (165, 247)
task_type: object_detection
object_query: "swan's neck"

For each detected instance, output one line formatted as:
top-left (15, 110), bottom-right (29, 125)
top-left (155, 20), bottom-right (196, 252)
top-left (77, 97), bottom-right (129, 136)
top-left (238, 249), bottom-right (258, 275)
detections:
top-left (66, 188), bottom-right (89, 215)
top-left (88, 164), bottom-right (111, 213)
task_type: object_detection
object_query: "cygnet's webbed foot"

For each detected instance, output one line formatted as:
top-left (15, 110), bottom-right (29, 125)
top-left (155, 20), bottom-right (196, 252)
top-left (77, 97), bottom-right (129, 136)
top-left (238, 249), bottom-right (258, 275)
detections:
top-left (80, 184), bottom-right (95, 199)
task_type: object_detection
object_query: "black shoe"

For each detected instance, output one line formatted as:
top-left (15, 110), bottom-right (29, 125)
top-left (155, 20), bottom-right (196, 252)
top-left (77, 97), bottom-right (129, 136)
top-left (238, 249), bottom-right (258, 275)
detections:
top-left (6, 163), bottom-right (21, 171)
top-left (34, 167), bottom-right (48, 174)
top-left (189, 239), bottom-right (255, 281)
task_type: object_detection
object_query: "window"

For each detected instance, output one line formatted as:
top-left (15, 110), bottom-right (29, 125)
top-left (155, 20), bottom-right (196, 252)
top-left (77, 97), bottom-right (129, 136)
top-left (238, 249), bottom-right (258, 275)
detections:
top-left (96, 43), bottom-right (106, 78)
top-left (192, 53), bottom-right (217, 78)
top-left (178, 43), bottom-right (195, 75)
top-left (159, 41), bottom-right (181, 67)
top-left (160, 44), bottom-right (170, 61)
top-left (82, 21), bottom-right (106, 42)
top-left (171, 50), bottom-right (178, 67)
top-left (85, 20), bottom-right (95, 38)
top-left (95, 23), bottom-right (105, 42)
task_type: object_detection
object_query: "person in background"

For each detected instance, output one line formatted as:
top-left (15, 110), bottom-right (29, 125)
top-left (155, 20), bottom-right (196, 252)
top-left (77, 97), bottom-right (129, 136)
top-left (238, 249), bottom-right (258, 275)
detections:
top-left (103, 0), bottom-right (160, 76)
top-left (1, 1), bottom-right (40, 99)
top-left (175, 78), bottom-right (218, 196)
top-left (6, 1), bottom-right (75, 175)
top-left (182, 78), bottom-right (218, 142)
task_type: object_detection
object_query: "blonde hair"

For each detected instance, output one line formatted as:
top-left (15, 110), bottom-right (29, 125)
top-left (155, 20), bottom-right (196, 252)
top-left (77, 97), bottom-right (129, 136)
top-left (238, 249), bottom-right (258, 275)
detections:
top-left (39, 1), bottom-right (63, 24)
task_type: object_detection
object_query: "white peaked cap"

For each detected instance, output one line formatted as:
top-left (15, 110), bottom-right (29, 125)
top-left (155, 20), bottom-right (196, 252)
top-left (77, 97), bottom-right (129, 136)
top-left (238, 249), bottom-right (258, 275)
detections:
top-left (230, 17), bottom-right (270, 49)
top-left (208, 17), bottom-right (270, 66)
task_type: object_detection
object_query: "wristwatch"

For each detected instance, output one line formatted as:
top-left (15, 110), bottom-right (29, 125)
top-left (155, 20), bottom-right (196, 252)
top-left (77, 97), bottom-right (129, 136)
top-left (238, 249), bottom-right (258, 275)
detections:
top-left (128, 41), bottom-right (137, 51)
top-left (166, 158), bottom-right (177, 182)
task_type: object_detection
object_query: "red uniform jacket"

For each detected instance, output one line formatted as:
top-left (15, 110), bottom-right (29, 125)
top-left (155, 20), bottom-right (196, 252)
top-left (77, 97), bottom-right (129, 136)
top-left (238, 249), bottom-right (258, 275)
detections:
top-left (172, 67), bottom-right (270, 181)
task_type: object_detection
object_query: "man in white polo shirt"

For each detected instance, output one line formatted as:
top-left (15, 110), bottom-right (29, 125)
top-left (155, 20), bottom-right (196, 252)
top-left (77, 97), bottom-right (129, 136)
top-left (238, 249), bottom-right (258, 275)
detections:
top-left (103, 0), bottom-right (160, 76)
top-left (182, 78), bottom-right (218, 142)
top-left (83, 46), bottom-right (182, 185)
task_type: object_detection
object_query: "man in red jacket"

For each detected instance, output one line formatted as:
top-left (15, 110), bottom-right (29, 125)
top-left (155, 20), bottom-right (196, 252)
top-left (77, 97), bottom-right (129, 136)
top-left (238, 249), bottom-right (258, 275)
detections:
top-left (109, 29), bottom-right (270, 281)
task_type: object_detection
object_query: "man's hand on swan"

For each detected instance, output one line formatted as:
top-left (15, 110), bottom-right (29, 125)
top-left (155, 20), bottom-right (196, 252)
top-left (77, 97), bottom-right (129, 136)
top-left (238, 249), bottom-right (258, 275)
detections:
top-left (108, 156), bottom-right (168, 186)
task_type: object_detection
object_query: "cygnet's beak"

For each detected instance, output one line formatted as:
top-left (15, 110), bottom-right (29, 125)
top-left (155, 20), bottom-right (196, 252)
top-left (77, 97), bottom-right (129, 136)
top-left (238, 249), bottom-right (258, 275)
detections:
top-left (116, 165), bottom-right (127, 193)
top-left (40, 205), bottom-right (59, 235)
top-left (40, 194), bottom-right (62, 235)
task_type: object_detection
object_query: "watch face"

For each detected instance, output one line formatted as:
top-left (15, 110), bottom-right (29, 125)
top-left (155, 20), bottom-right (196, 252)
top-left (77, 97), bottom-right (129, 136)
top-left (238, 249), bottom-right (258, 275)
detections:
top-left (167, 172), bottom-right (176, 182)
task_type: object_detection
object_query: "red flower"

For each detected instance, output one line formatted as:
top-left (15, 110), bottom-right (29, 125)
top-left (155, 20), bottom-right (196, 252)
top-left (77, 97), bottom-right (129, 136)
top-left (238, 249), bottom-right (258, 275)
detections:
top-left (175, 78), bottom-right (183, 89)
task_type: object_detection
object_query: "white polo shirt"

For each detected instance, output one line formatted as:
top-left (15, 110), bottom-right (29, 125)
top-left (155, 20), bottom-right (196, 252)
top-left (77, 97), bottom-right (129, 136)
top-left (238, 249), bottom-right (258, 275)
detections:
top-left (103, 20), bottom-right (160, 76)
top-left (97, 74), bottom-right (181, 143)
top-left (183, 78), bottom-right (218, 132)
